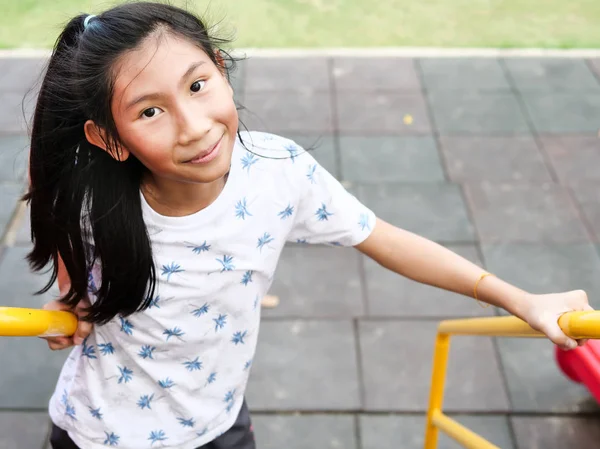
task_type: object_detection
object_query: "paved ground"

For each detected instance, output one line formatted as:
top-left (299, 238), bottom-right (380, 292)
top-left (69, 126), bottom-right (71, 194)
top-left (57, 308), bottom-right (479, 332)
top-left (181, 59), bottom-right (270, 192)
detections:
top-left (2, 55), bottom-right (600, 448)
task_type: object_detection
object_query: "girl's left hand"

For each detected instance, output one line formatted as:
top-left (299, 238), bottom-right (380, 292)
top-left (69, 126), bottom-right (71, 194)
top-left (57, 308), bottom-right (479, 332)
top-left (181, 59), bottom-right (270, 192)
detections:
top-left (519, 289), bottom-right (593, 350)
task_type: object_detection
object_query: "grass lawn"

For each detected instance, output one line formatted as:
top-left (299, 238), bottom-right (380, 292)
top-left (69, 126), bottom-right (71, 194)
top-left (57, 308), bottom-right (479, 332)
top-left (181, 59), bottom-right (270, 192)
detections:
top-left (1, 0), bottom-right (600, 49)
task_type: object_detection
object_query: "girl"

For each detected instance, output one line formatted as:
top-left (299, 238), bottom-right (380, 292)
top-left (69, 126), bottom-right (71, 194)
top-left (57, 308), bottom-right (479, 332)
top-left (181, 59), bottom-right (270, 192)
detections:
top-left (26, 2), bottom-right (591, 449)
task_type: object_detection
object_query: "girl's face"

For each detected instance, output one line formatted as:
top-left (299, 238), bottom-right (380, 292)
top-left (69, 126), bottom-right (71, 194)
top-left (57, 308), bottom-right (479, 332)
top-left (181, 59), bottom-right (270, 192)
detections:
top-left (109, 33), bottom-right (238, 187)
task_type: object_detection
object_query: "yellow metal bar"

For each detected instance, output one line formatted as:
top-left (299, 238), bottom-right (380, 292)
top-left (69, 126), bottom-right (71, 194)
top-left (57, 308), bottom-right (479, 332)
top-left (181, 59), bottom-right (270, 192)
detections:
top-left (431, 411), bottom-right (501, 449)
top-left (424, 332), bottom-right (450, 449)
top-left (0, 307), bottom-right (77, 337)
top-left (424, 311), bottom-right (600, 449)
top-left (438, 311), bottom-right (600, 339)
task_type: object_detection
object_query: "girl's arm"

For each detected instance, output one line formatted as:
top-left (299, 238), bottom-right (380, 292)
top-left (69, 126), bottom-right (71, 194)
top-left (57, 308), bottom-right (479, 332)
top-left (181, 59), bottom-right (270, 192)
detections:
top-left (355, 218), bottom-right (592, 350)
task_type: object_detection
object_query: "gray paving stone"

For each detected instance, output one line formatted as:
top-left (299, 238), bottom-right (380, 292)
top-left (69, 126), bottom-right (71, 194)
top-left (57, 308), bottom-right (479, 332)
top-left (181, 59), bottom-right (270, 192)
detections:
top-left (0, 246), bottom-right (68, 409)
top-left (336, 91), bottom-right (431, 134)
top-left (539, 135), bottom-right (600, 183)
top-left (240, 90), bottom-right (333, 133)
top-left (418, 58), bottom-right (511, 91)
top-left (246, 320), bottom-right (361, 410)
top-left (504, 58), bottom-right (600, 91)
top-left (0, 92), bottom-right (35, 134)
top-left (0, 183), bottom-right (23, 236)
top-left (363, 244), bottom-right (496, 317)
top-left (252, 414), bottom-right (356, 449)
top-left (358, 320), bottom-right (510, 412)
top-left (244, 57), bottom-right (329, 91)
top-left (0, 58), bottom-right (47, 93)
top-left (0, 135), bottom-right (28, 183)
top-left (570, 183), bottom-right (600, 241)
top-left (497, 338), bottom-right (598, 413)
top-left (360, 414), bottom-right (515, 449)
top-left (357, 183), bottom-right (475, 243)
top-left (511, 416), bottom-right (600, 449)
top-left (339, 136), bottom-right (445, 183)
top-left (464, 182), bottom-right (589, 242)
top-left (481, 243), bottom-right (600, 310)
top-left (265, 246), bottom-right (364, 318)
top-left (521, 92), bottom-right (600, 133)
top-left (333, 57), bottom-right (421, 91)
top-left (427, 91), bottom-right (529, 134)
top-left (0, 412), bottom-right (50, 449)
top-left (15, 203), bottom-right (30, 246)
top-left (275, 133), bottom-right (338, 178)
top-left (440, 136), bottom-right (552, 182)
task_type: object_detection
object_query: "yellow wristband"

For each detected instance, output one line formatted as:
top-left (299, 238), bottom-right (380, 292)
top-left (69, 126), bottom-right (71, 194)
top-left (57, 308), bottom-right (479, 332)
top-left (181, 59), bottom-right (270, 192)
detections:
top-left (473, 273), bottom-right (494, 308)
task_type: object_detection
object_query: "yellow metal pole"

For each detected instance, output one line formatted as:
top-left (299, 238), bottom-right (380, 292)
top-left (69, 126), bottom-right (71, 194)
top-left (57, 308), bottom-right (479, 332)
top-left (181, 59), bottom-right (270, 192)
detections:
top-left (0, 307), bottom-right (77, 337)
top-left (424, 332), bottom-right (450, 449)
top-left (430, 411), bottom-right (501, 449)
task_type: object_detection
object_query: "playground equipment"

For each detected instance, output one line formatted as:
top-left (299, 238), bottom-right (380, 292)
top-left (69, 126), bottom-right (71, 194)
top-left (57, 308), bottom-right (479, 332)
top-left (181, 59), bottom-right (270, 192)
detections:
top-left (2, 306), bottom-right (600, 448)
top-left (424, 311), bottom-right (600, 449)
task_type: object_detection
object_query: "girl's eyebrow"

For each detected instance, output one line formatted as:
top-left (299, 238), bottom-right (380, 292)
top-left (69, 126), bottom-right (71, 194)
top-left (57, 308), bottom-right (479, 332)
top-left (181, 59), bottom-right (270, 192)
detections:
top-left (124, 60), bottom-right (206, 111)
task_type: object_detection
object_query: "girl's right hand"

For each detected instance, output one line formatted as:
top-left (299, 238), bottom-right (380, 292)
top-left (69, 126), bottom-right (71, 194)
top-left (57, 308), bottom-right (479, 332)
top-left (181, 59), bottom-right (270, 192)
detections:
top-left (42, 296), bottom-right (93, 350)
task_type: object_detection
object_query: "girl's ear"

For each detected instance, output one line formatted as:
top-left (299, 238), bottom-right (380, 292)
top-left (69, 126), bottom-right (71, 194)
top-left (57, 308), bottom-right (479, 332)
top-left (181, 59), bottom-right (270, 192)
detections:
top-left (84, 120), bottom-right (130, 161)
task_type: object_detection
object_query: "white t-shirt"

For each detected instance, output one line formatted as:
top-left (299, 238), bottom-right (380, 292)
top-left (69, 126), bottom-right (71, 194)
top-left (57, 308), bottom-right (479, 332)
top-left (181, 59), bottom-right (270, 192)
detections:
top-left (49, 131), bottom-right (376, 449)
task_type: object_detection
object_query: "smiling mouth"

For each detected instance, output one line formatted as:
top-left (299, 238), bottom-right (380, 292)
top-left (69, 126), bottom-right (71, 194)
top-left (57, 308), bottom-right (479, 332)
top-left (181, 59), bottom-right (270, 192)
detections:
top-left (186, 135), bottom-right (224, 164)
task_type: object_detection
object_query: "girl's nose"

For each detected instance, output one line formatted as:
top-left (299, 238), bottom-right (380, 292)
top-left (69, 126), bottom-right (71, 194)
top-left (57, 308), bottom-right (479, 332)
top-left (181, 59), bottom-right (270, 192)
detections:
top-left (177, 107), bottom-right (211, 146)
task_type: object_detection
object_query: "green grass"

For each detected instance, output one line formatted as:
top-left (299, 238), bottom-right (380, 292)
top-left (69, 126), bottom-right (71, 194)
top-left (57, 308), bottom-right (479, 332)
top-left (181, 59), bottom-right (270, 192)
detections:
top-left (1, 0), bottom-right (600, 49)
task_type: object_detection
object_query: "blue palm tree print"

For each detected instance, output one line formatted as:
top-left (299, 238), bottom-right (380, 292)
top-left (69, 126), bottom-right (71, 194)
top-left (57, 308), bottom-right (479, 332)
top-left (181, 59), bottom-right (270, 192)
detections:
top-left (197, 428), bottom-right (208, 437)
top-left (87, 270), bottom-right (98, 294)
top-left (216, 255), bottom-right (235, 272)
top-left (61, 390), bottom-right (68, 406)
top-left (65, 404), bottom-right (76, 420)
top-left (241, 152), bottom-right (259, 172)
top-left (148, 295), bottom-right (161, 309)
top-left (161, 262), bottom-right (184, 281)
top-left (163, 327), bottom-right (185, 341)
top-left (149, 430), bottom-right (167, 445)
top-left (119, 317), bottom-right (134, 336)
top-left (224, 389), bottom-right (236, 403)
top-left (98, 342), bottom-right (115, 355)
top-left (81, 338), bottom-right (96, 359)
top-left (306, 164), bottom-right (317, 184)
top-left (257, 232), bottom-right (274, 251)
top-left (191, 303), bottom-right (210, 317)
top-left (278, 204), bottom-right (294, 220)
top-left (296, 239), bottom-right (308, 244)
top-left (89, 407), bottom-right (103, 420)
top-left (103, 432), bottom-right (119, 446)
top-left (285, 143), bottom-right (299, 162)
top-left (226, 401), bottom-right (235, 413)
top-left (244, 359), bottom-right (253, 371)
top-left (117, 366), bottom-right (133, 384)
top-left (315, 203), bottom-right (333, 221)
top-left (235, 198), bottom-right (252, 219)
top-left (213, 314), bottom-right (227, 331)
top-left (253, 295), bottom-right (260, 310)
top-left (186, 241), bottom-right (211, 254)
top-left (137, 394), bottom-right (154, 410)
top-left (207, 372), bottom-right (217, 384)
top-left (359, 212), bottom-right (371, 231)
top-left (138, 345), bottom-right (156, 359)
top-left (183, 357), bottom-right (203, 372)
top-left (177, 417), bottom-right (196, 428)
top-left (158, 378), bottom-right (175, 389)
top-left (231, 330), bottom-right (248, 345)
top-left (241, 270), bottom-right (253, 286)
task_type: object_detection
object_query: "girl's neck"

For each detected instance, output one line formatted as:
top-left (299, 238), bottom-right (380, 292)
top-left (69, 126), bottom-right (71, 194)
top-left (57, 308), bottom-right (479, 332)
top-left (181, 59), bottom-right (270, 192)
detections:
top-left (141, 172), bottom-right (228, 217)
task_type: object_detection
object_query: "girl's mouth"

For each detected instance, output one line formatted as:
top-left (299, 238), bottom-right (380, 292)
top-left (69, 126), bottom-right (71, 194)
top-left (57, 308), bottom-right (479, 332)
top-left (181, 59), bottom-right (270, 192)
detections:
top-left (187, 135), bottom-right (223, 164)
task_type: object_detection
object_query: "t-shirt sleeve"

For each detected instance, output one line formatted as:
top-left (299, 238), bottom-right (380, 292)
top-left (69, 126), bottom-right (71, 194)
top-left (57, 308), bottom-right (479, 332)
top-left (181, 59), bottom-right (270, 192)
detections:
top-left (284, 142), bottom-right (377, 247)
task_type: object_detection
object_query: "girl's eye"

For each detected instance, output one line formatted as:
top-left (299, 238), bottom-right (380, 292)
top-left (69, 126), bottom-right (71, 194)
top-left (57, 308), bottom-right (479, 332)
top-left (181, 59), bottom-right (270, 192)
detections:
top-left (190, 80), bottom-right (205, 93)
top-left (142, 107), bottom-right (159, 118)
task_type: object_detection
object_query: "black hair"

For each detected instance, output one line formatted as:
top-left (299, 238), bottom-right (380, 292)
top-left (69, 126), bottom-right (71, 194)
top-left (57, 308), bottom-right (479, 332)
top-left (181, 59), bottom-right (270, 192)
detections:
top-left (24, 1), bottom-right (241, 324)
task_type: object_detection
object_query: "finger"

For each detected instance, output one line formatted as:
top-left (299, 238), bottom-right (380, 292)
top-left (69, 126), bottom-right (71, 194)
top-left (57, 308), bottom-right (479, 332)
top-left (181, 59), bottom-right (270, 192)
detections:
top-left (46, 337), bottom-right (74, 350)
top-left (578, 339), bottom-right (589, 347)
top-left (544, 322), bottom-right (578, 350)
top-left (73, 321), bottom-right (93, 345)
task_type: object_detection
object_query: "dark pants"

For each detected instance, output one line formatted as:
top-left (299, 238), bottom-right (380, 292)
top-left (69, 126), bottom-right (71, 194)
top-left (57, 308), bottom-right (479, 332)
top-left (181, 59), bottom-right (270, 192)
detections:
top-left (50, 400), bottom-right (256, 449)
